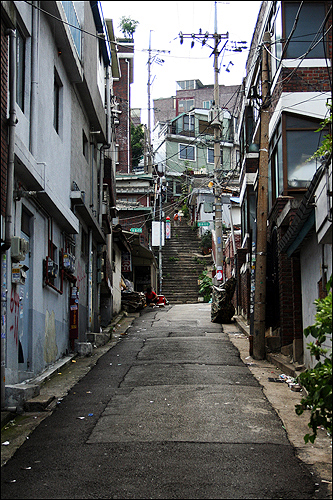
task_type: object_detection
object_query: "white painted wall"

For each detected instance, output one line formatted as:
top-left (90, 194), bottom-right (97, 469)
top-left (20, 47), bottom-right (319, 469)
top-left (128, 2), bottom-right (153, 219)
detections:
top-left (300, 234), bottom-right (332, 369)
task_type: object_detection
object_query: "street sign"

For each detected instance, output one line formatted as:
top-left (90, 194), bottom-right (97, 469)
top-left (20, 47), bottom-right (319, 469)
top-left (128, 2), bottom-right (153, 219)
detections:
top-left (130, 228), bottom-right (142, 233)
top-left (197, 221), bottom-right (210, 227)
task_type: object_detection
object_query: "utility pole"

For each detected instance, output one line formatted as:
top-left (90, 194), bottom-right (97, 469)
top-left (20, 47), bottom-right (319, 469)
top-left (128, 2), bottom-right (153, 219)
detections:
top-left (147, 31), bottom-right (153, 174)
top-left (178, 2), bottom-right (228, 283)
top-left (159, 175), bottom-right (163, 295)
top-left (253, 32), bottom-right (271, 360)
top-left (145, 32), bottom-right (169, 174)
top-left (212, 1), bottom-right (224, 283)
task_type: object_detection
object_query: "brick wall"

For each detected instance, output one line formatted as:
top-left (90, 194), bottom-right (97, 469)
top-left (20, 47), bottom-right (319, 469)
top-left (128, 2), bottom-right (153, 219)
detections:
top-left (281, 67), bottom-right (331, 93)
top-left (278, 251), bottom-right (294, 346)
top-left (1, 20), bottom-right (8, 217)
top-left (268, 197), bottom-right (304, 346)
top-left (154, 97), bottom-right (176, 125)
top-left (153, 84), bottom-right (241, 126)
top-left (114, 58), bottom-right (132, 173)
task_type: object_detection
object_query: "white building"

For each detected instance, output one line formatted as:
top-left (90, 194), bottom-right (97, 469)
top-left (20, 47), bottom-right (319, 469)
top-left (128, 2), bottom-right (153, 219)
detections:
top-left (1, 1), bottom-right (118, 407)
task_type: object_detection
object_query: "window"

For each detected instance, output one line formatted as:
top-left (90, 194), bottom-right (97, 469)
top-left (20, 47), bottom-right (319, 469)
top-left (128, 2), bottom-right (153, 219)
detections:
top-left (61, 1), bottom-right (81, 58)
top-left (115, 144), bottom-right (119, 164)
top-left (172, 114), bottom-right (195, 135)
top-left (268, 114), bottom-right (325, 208)
top-left (208, 148), bottom-right (214, 164)
top-left (16, 27), bottom-right (25, 111)
top-left (283, 2), bottom-right (326, 59)
top-left (203, 100), bottom-right (213, 109)
top-left (268, 120), bottom-right (283, 209)
top-left (268, 2), bottom-right (282, 77)
top-left (241, 188), bottom-right (256, 237)
top-left (208, 147), bottom-right (228, 168)
top-left (21, 207), bottom-right (32, 236)
top-left (177, 80), bottom-right (195, 90)
top-left (285, 114), bottom-right (323, 188)
top-left (82, 131), bottom-right (89, 158)
top-left (221, 146), bottom-right (231, 171)
top-left (81, 228), bottom-right (88, 256)
top-left (53, 70), bottom-right (62, 134)
top-left (183, 114), bottom-right (194, 131)
top-left (179, 144), bottom-right (195, 161)
top-left (178, 100), bottom-right (194, 112)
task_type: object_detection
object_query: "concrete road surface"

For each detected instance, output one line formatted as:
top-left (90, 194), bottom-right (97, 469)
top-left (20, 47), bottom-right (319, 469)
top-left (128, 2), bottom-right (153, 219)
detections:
top-left (1, 304), bottom-right (322, 499)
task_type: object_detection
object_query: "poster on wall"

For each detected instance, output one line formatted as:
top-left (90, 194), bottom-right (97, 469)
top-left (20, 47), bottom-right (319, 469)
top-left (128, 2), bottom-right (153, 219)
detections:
top-left (165, 220), bottom-right (171, 239)
top-left (152, 221), bottom-right (165, 247)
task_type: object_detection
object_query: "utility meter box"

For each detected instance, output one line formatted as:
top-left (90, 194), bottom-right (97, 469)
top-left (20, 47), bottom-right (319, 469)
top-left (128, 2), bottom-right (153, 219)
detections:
top-left (63, 252), bottom-right (75, 274)
top-left (11, 236), bottom-right (29, 262)
top-left (46, 258), bottom-right (58, 279)
top-left (12, 263), bottom-right (28, 284)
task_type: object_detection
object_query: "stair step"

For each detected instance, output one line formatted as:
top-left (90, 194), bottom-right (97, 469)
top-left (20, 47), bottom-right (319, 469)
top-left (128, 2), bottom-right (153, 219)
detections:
top-left (160, 220), bottom-right (210, 303)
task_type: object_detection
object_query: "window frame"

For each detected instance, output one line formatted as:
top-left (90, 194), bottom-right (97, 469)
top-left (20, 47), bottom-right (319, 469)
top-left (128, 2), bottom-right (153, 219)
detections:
top-left (203, 100), bottom-right (213, 109)
top-left (179, 143), bottom-right (196, 161)
top-left (53, 69), bottom-right (63, 135)
top-left (282, 1), bottom-right (327, 60)
top-left (207, 148), bottom-right (214, 164)
top-left (178, 99), bottom-right (194, 113)
top-left (283, 112), bottom-right (324, 190)
top-left (268, 118), bottom-right (283, 209)
top-left (183, 114), bottom-right (194, 132)
top-left (268, 112), bottom-right (325, 209)
top-left (16, 26), bottom-right (26, 112)
top-left (82, 130), bottom-right (89, 159)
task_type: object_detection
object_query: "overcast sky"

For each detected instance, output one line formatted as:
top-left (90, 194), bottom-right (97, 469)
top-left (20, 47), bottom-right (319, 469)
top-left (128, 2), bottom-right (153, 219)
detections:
top-left (101, 1), bottom-right (262, 124)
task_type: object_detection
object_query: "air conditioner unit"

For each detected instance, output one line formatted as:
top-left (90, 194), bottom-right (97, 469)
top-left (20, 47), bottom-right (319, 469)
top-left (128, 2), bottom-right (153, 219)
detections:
top-left (11, 236), bottom-right (29, 262)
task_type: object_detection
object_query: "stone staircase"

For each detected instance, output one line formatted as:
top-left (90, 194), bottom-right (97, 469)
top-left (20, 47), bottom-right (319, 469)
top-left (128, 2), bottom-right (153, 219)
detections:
top-left (160, 217), bottom-right (208, 304)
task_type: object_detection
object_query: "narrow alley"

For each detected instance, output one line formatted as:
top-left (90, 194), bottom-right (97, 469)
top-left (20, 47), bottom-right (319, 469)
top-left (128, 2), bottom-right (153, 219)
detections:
top-left (1, 304), bottom-right (327, 499)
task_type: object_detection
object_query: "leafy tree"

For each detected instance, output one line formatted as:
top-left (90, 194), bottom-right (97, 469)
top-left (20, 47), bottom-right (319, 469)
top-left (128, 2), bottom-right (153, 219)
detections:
top-left (295, 276), bottom-right (332, 443)
top-left (118, 16), bottom-right (139, 39)
top-left (308, 102), bottom-right (332, 161)
top-left (131, 124), bottom-right (144, 168)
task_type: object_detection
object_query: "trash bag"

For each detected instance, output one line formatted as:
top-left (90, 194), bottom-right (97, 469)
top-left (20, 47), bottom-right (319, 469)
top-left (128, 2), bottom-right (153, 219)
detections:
top-left (211, 277), bottom-right (236, 323)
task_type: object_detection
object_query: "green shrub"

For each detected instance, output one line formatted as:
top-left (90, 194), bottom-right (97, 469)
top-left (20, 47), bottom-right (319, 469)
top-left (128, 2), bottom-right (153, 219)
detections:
top-left (198, 271), bottom-right (213, 302)
top-left (200, 230), bottom-right (212, 252)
